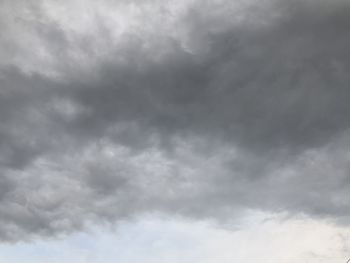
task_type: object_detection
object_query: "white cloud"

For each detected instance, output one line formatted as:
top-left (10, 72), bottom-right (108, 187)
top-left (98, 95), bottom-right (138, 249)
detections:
top-left (0, 213), bottom-right (349, 263)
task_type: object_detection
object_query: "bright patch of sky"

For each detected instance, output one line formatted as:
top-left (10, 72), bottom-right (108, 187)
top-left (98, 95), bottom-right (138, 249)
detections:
top-left (1, 213), bottom-right (349, 263)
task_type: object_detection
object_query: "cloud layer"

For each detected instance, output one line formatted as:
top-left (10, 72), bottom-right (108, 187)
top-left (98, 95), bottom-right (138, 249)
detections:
top-left (1, 0), bottom-right (350, 241)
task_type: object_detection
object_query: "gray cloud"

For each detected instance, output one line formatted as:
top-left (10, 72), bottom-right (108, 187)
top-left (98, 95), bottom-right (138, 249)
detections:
top-left (1, 0), bottom-right (350, 241)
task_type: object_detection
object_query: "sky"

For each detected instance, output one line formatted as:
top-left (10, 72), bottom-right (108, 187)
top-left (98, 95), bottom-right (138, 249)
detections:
top-left (1, 0), bottom-right (350, 262)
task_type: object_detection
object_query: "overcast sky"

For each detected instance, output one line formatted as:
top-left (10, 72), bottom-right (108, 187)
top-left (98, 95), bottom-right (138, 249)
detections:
top-left (1, 0), bottom-right (350, 262)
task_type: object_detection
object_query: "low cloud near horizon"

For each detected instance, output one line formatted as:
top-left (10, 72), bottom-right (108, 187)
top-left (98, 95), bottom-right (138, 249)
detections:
top-left (1, 2), bottom-right (350, 261)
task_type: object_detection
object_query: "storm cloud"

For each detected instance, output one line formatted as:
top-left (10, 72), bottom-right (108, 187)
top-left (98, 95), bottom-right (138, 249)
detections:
top-left (1, 0), bottom-right (350, 241)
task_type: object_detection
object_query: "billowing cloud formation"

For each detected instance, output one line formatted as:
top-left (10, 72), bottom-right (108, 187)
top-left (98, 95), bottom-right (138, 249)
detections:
top-left (1, 0), bottom-right (350, 241)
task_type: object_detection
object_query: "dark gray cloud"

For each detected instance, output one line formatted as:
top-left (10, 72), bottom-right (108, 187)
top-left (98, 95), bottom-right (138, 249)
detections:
top-left (1, 0), bottom-right (350, 241)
